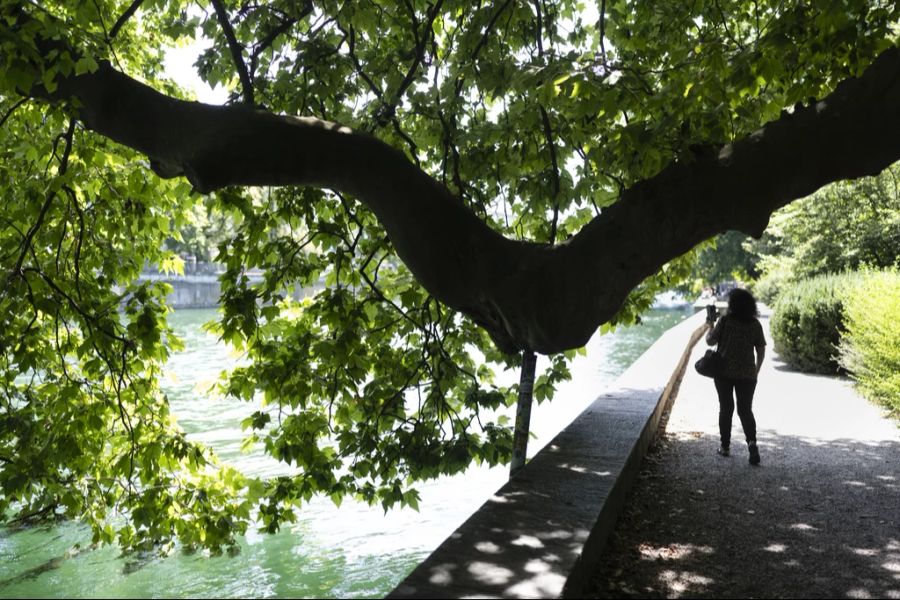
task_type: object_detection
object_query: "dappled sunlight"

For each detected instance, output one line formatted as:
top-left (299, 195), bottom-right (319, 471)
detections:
top-left (846, 588), bottom-right (876, 599)
top-left (637, 543), bottom-right (714, 561)
top-left (560, 464), bottom-right (587, 473)
top-left (589, 430), bottom-right (900, 598)
top-left (657, 569), bottom-right (715, 597)
top-left (410, 534), bottom-right (579, 598)
top-left (392, 380), bottom-right (680, 595)
top-left (475, 541), bottom-right (503, 555)
top-left (556, 462), bottom-right (615, 477)
top-left (393, 485), bottom-right (600, 597)
top-left (506, 569), bottom-right (568, 598)
top-left (425, 562), bottom-right (455, 585)
top-left (524, 558), bottom-right (558, 573)
top-left (882, 560), bottom-right (900, 573)
top-left (511, 535), bottom-right (544, 549)
top-left (467, 561), bottom-right (514, 586)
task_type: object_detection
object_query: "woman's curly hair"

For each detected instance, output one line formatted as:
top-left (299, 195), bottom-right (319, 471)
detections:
top-left (727, 288), bottom-right (759, 321)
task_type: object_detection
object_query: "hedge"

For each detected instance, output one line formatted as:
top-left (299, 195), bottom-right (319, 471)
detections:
top-left (838, 269), bottom-right (900, 416)
top-left (770, 273), bottom-right (861, 374)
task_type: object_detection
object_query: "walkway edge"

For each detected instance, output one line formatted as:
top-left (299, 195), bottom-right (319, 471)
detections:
top-left (387, 311), bottom-right (709, 599)
top-left (562, 317), bottom-right (707, 597)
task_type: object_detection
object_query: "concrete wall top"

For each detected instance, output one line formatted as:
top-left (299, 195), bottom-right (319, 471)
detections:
top-left (388, 310), bottom-right (708, 599)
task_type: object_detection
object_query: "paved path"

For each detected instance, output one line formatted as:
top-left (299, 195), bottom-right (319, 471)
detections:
top-left (587, 310), bottom-right (900, 599)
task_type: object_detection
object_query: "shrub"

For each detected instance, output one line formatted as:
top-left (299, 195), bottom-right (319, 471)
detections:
top-left (752, 271), bottom-right (791, 306)
top-left (838, 269), bottom-right (900, 416)
top-left (770, 273), bottom-right (862, 374)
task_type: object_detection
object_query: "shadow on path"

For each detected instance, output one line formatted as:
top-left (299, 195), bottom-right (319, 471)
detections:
top-left (587, 431), bottom-right (899, 599)
top-left (586, 312), bottom-right (900, 599)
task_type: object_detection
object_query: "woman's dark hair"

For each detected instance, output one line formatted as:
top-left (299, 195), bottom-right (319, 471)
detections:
top-left (727, 288), bottom-right (759, 321)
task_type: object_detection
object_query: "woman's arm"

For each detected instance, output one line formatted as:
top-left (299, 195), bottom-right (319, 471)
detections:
top-left (756, 345), bottom-right (766, 375)
top-left (754, 319), bottom-right (766, 375)
top-left (706, 317), bottom-right (724, 345)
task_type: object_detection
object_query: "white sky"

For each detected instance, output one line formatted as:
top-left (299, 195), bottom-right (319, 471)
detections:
top-left (163, 38), bottom-right (229, 105)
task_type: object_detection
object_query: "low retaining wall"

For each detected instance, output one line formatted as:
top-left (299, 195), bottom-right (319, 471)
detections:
top-left (135, 274), bottom-right (324, 308)
top-left (388, 311), bottom-right (708, 599)
top-left (163, 277), bottom-right (222, 308)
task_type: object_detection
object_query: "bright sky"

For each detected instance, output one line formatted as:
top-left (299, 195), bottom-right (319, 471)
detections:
top-left (163, 38), bottom-right (229, 105)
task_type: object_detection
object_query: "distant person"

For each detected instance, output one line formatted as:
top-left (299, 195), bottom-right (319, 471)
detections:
top-left (705, 288), bottom-right (766, 465)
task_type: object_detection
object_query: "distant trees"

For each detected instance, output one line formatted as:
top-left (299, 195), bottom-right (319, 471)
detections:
top-left (751, 161), bottom-right (900, 303)
top-left (164, 199), bottom-right (236, 263)
top-left (681, 230), bottom-right (759, 295)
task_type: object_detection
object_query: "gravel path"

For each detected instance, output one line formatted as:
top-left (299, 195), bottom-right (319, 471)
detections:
top-left (586, 312), bottom-right (900, 599)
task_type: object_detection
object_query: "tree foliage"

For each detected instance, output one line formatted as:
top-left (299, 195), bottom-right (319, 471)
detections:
top-left (1, 0), bottom-right (898, 554)
top-left (681, 230), bottom-right (759, 295)
top-left (751, 161), bottom-right (900, 303)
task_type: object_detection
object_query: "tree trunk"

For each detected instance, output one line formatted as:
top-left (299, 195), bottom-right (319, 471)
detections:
top-left (510, 351), bottom-right (537, 477)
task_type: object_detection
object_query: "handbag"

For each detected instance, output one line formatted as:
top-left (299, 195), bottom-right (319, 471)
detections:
top-left (695, 349), bottom-right (724, 378)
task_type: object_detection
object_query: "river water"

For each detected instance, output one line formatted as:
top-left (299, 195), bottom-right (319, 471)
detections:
top-left (0, 306), bottom-right (691, 598)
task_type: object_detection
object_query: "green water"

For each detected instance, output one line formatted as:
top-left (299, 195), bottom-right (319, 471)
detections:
top-left (0, 306), bottom-right (691, 598)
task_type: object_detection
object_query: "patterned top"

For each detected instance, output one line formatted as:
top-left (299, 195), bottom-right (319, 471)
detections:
top-left (706, 315), bottom-right (766, 381)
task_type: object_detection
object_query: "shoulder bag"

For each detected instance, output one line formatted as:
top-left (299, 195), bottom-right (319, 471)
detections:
top-left (695, 349), bottom-right (724, 378)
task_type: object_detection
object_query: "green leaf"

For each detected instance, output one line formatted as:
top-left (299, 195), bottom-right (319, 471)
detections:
top-left (74, 55), bottom-right (98, 76)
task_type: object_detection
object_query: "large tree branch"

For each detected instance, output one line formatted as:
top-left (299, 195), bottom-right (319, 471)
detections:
top-left (210, 0), bottom-right (255, 106)
top-left (109, 0), bottom-right (145, 39)
top-left (19, 27), bottom-right (900, 354)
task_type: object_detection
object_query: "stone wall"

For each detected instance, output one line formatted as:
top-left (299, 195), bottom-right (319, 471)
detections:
top-left (387, 311), bottom-right (709, 599)
top-left (137, 269), bottom-right (323, 308)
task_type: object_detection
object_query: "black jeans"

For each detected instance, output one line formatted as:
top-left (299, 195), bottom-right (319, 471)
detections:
top-left (714, 377), bottom-right (757, 447)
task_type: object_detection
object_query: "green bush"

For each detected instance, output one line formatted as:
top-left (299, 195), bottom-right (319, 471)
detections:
top-left (838, 269), bottom-right (900, 415)
top-left (770, 273), bottom-right (862, 374)
top-left (752, 271), bottom-right (790, 306)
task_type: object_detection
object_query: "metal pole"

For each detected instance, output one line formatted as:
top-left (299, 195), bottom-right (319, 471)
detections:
top-left (510, 350), bottom-right (537, 477)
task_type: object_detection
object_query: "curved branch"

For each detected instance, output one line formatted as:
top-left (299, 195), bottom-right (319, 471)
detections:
top-left (211, 0), bottom-right (255, 106)
top-left (0, 97), bottom-right (29, 129)
top-left (392, 0), bottom-right (443, 108)
top-left (12, 118), bottom-right (76, 276)
top-left (109, 0), bottom-right (144, 39)
top-left (247, 2), bottom-right (311, 78)
top-left (22, 30), bottom-right (900, 355)
top-left (539, 104), bottom-right (560, 244)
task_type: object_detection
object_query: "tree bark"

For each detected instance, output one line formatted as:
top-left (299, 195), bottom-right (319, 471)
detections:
top-left (25, 41), bottom-right (900, 354)
top-left (510, 351), bottom-right (537, 478)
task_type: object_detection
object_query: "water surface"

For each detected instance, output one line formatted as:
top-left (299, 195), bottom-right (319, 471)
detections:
top-left (0, 306), bottom-right (691, 598)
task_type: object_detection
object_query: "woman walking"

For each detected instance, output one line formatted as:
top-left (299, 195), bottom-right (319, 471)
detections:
top-left (705, 288), bottom-right (766, 465)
